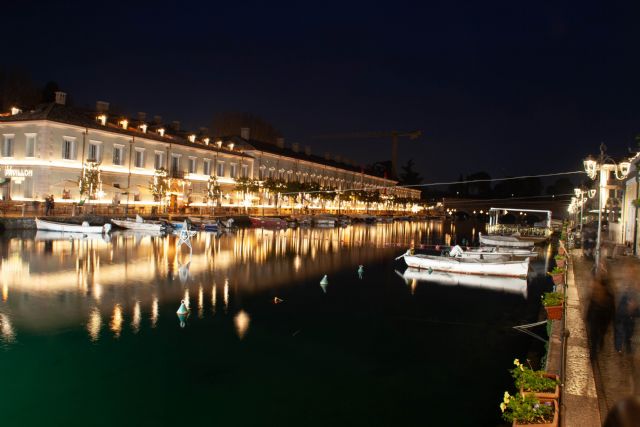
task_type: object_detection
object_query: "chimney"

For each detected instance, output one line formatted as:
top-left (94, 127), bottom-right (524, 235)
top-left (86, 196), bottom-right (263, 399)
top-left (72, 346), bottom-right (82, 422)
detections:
top-left (276, 137), bottom-right (285, 148)
top-left (153, 115), bottom-right (162, 124)
top-left (171, 121), bottom-right (180, 131)
top-left (240, 127), bottom-right (250, 140)
top-left (137, 112), bottom-right (146, 121)
top-left (291, 143), bottom-right (300, 153)
top-left (324, 152), bottom-right (331, 160)
top-left (55, 91), bottom-right (67, 105)
top-left (304, 146), bottom-right (311, 156)
top-left (96, 101), bottom-right (109, 112)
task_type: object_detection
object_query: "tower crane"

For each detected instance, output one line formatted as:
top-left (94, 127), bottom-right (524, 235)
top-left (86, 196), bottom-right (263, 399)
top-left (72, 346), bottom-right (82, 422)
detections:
top-left (312, 130), bottom-right (422, 179)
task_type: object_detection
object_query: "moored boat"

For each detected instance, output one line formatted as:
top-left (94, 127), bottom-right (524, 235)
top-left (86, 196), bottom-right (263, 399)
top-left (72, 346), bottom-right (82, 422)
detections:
top-left (313, 216), bottom-right (335, 227)
top-left (478, 232), bottom-right (534, 248)
top-left (111, 215), bottom-right (166, 232)
top-left (36, 218), bottom-right (110, 234)
top-left (249, 216), bottom-right (288, 228)
top-left (464, 246), bottom-right (538, 258)
top-left (449, 245), bottom-right (511, 261)
top-left (399, 252), bottom-right (529, 278)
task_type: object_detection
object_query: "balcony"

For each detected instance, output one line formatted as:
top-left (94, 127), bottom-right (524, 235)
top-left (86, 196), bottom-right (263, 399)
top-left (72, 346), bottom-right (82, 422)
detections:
top-left (170, 170), bottom-right (185, 179)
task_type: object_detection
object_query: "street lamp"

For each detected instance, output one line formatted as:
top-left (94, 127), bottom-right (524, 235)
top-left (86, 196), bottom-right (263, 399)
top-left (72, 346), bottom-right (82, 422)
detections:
top-left (573, 187), bottom-right (595, 232)
top-left (583, 143), bottom-right (631, 271)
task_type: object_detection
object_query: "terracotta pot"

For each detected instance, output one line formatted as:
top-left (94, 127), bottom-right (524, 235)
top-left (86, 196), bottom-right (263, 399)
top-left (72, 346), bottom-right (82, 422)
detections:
top-left (555, 258), bottom-right (566, 269)
top-left (557, 246), bottom-right (567, 256)
top-left (520, 373), bottom-right (560, 400)
top-left (545, 304), bottom-right (563, 320)
top-left (550, 273), bottom-right (564, 286)
top-left (512, 398), bottom-right (558, 427)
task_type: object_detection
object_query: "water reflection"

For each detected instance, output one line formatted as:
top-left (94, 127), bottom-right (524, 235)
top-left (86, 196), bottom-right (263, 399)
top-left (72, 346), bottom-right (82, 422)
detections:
top-left (234, 310), bottom-right (250, 339)
top-left (0, 313), bottom-right (16, 343)
top-left (0, 221), bottom-right (455, 343)
top-left (399, 268), bottom-right (528, 297)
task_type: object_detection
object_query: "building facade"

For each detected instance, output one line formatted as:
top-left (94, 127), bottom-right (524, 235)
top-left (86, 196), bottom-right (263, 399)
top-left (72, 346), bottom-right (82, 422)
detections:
top-left (0, 93), bottom-right (420, 214)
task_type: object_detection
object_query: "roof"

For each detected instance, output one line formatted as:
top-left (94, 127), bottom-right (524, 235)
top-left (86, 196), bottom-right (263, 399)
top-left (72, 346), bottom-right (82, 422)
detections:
top-left (230, 136), bottom-right (396, 182)
top-left (0, 103), bottom-right (251, 159)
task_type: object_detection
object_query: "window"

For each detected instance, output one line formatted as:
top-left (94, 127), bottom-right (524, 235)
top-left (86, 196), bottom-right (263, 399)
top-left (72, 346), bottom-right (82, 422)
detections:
top-left (188, 157), bottom-right (196, 174)
top-left (2, 134), bottom-right (14, 157)
top-left (269, 168), bottom-right (275, 179)
top-left (216, 161), bottom-right (225, 177)
top-left (258, 167), bottom-right (265, 180)
top-left (171, 154), bottom-right (180, 173)
top-left (113, 145), bottom-right (124, 166)
top-left (134, 149), bottom-right (145, 168)
top-left (154, 152), bottom-right (164, 170)
top-left (62, 138), bottom-right (75, 160)
top-left (88, 141), bottom-right (101, 162)
top-left (241, 164), bottom-right (249, 178)
top-left (203, 159), bottom-right (211, 176)
top-left (25, 134), bottom-right (36, 157)
top-left (229, 163), bottom-right (237, 178)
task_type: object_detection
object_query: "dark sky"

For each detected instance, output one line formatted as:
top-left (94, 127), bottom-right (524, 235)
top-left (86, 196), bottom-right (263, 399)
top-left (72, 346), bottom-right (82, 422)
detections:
top-left (4, 0), bottom-right (640, 182)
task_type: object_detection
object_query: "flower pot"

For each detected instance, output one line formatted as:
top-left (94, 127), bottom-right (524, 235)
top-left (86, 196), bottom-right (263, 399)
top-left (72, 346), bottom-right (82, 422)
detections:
top-left (545, 304), bottom-right (563, 320)
top-left (520, 373), bottom-right (560, 400)
top-left (550, 273), bottom-right (564, 286)
top-left (558, 246), bottom-right (567, 256)
top-left (555, 259), bottom-right (566, 269)
top-left (512, 398), bottom-right (558, 427)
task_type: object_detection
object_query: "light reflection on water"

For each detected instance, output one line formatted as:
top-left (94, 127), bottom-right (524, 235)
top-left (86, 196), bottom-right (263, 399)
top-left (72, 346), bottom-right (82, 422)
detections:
top-left (0, 221), bottom-right (449, 345)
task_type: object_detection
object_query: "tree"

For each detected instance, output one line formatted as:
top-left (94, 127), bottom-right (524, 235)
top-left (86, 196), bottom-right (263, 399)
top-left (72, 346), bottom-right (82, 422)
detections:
top-left (149, 168), bottom-right (169, 212)
top-left (207, 175), bottom-right (222, 213)
top-left (79, 162), bottom-right (101, 201)
top-left (262, 178), bottom-right (287, 211)
top-left (399, 159), bottom-right (423, 185)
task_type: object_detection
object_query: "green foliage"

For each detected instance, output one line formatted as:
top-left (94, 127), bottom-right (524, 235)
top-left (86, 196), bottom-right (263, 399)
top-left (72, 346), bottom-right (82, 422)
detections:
top-left (207, 175), bottom-right (222, 201)
top-left (79, 162), bottom-right (101, 200)
top-left (548, 266), bottom-right (565, 275)
top-left (554, 254), bottom-right (565, 261)
top-left (633, 198), bottom-right (640, 208)
top-left (500, 392), bottom-right (554, 424)
top-left (234, 177), bottom-right (259, 194)
top-left (511, 359), bottom-right (558, 393)
top-left (542, 292), bottom-right (564, 307)
top-left (149, 168), bottom-right (169, 202)
top-left (262, 178), bottom-right (286, 194)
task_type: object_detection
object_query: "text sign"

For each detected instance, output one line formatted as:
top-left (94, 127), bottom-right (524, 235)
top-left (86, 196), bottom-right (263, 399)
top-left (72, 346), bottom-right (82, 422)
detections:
top-left (4, 168), bottom-right (33, 178)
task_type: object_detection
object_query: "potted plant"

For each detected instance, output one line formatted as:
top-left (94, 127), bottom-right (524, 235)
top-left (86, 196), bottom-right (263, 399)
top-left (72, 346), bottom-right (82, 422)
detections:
top-left (500, 391), bottom-right (558, 427)
top-left (512, 359), bottom-right (560, 399)
top-left (542, 292), bottom-right (564, 320)
top-left (547, 267), bottom-right (565, 286)
top-left (554, 255), bottom-right (566, 269)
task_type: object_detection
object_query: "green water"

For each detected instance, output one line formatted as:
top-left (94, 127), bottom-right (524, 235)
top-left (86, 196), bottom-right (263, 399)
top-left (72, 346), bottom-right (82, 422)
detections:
top-left (0, 222), bottom-right (551, 426)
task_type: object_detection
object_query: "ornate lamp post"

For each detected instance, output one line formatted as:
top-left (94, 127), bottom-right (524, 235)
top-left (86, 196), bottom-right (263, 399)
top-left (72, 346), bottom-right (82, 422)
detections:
top-left (583, 143), bottom-right (631, 271)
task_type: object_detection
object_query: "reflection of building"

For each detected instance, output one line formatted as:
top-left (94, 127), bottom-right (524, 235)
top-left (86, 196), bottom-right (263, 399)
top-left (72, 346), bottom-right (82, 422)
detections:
top-left (0, 93), bottom-right (420, 212)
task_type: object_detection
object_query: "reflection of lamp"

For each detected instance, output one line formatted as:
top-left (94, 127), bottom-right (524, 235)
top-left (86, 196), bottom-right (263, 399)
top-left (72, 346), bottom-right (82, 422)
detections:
top-left (583, 143), bottom-right (631, 271)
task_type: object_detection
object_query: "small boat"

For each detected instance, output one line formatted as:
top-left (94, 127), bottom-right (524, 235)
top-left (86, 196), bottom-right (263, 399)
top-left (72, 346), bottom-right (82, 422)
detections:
top-left (448, 245), bottom-right (511, 261)
top-left (478, 232), bottom-right (535, 248)
top-left (188, 217), bottom-right (219, 232)
top-left (36, 218), bottom-right (110, 234)
top-left (313, 216), bottom-right (335, 227)
top-left (292, 216), bottom-right (312, 227)
top-left (249, 216), bottom-right (288, 228)
top-left (400, 268), bottom-right (527, 297)
top-left (464, 246), bottom-right (538, 258)
top-left (399, 251), bottom-right (529, 278)
top-left (111, 215), bottom-right (166, 232)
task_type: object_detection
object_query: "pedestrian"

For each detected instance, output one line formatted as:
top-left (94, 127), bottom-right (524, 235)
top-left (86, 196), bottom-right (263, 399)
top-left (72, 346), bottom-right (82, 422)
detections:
top-left (49, 195), bottom-right (55, 215)
top-left (44, 195), bottom-right (51, 216)
top-left (586, 271), bottom-right (615, 361)
top-left (614, 263), bottom-right (640, 355)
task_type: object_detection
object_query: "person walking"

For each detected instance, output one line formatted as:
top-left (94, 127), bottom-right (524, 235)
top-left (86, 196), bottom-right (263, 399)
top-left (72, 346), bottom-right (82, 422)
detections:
top-left (44, 195), bottom-right (51, 216)
top-left (586, 272), bottom-right (615, 361)
top-left (614, 263), bottom-right (640, 355)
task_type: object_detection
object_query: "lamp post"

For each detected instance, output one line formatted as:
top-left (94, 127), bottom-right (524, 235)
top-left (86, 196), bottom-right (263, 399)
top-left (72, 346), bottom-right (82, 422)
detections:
top-left (573, 188), bottom-right (595, 232)
top-left (583, 143), bottom-right (631, 271)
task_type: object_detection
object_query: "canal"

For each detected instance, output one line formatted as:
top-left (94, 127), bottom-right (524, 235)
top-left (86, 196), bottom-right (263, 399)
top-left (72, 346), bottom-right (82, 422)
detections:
top-left (0, 220), bottom-right (552, 426)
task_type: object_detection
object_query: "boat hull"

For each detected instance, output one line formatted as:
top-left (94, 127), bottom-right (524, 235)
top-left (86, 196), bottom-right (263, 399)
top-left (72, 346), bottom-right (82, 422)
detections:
top-left (478, 233), bottom-right (535, 248)
top-left (403, 254), bottom-right (529, 278)
top-left (35, 218), bottom-right (105, 234)
top-left (111, 219), bottom-right (164, 232)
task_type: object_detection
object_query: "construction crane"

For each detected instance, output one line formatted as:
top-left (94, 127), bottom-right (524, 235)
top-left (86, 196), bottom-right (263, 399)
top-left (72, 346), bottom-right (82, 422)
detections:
top-left (312, 130), bottom-right (422, 179)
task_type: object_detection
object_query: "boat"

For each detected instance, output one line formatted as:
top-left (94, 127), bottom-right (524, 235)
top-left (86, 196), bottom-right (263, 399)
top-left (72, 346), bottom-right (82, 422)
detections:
top-left (35, 218), bottom-right (110, 234)
top-left (249, 216), bottom-right (288, 228)
top-left (313, 216), bottom-right (335, 227)
top-left (478, 232), bottom-right (535, 248)
top-left (464, 246), bottom-right (538, 258)
top-left (188, 217), bottom-right (219, 232)
top-left (448, 245), bottom-right (512, 261)
top-left (34, 230), bottom-right (111, 242)
top-left (111, 215), bottom-right (166, 232)
top-left (400, 268), bottom-right (527, 297)
top-left (399, 251), bottom-right (529, 278)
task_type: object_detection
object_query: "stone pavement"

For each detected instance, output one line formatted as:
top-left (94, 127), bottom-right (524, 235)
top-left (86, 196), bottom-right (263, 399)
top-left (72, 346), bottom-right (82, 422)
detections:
top-left (568, 250), bottom-right (640, 425)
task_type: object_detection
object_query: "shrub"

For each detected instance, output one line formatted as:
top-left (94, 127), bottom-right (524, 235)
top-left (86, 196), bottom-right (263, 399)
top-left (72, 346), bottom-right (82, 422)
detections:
top-left (542, 292), bottom-right (564, 307)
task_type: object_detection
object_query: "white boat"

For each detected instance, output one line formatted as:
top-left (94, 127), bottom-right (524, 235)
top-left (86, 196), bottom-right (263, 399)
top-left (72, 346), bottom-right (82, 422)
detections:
top-left (464, 246), bottom-right (538, 258)
top-left (111, 215), bottom-right (166, 232)
top-left (399, 252), bottom-right (529, 278)
top-left (400, 268), bottom-right (527, 297)
top-left (449, 245), bottom-right (511, 261)
top-left (313, 217), bottom-right (335, 227)
top-left (35, 218), bottom-right (110, 234)
top-left (478, 232), bottom-right (534, 248)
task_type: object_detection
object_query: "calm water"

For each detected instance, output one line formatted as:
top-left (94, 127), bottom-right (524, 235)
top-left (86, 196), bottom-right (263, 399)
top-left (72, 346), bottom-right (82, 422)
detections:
top-left (0, 221), bottom-right (553, 426)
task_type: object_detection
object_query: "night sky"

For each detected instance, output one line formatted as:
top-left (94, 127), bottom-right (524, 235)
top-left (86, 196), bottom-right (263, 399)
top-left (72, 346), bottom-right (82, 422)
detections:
top-left (4, 1), bottom-right (640, 182)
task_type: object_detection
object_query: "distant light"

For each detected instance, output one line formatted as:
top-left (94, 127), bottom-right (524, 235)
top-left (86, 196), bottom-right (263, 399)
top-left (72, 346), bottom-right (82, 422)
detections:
top-left (158, 128), bottom-right (165, 137)
top-left (204, 138), bottom-right (210, 146)
top-left (97, 114), bottom-right (107, 126)
top-left (188, 134), bottom-right (196, 143)
top-left (216, 140), bottom-right (223, 148)
top-left (228, 143), bottom-right (235, 150)
top-left (119, 119), bottom-right (128, 129)
top-left (10, 107), bottom-right (21, 115)
top-left (139, 123), bottom-right (147, 133)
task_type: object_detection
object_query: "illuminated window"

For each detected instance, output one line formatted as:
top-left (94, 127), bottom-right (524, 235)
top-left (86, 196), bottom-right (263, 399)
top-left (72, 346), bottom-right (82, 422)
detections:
top-left (88, 141), bottom-right (102, 162)
top-left (2, 134), bottom-right (14, 157)
top-left (203, 159), bottom-right (211, 176)
top-left (188, 157), bottom-right (197, 174)
top-left (134, 149), bottom-right (145, 168)
top-left (216, 161), bottom-right (225, 177)
top-left (229, 163), bottom-right (237, 178)
top-left (154, 152), bottom-right (164, 170)
top-left (113, 145), bottom-right (124, 166)
top-left (62, 138), bottom-right (76, 160)
top-left (171, 154), bottom-right (180, 173)
top-left (25, 134), bottom-right (36, 157)
top-left (241, 164), bottom-right (248, 178)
